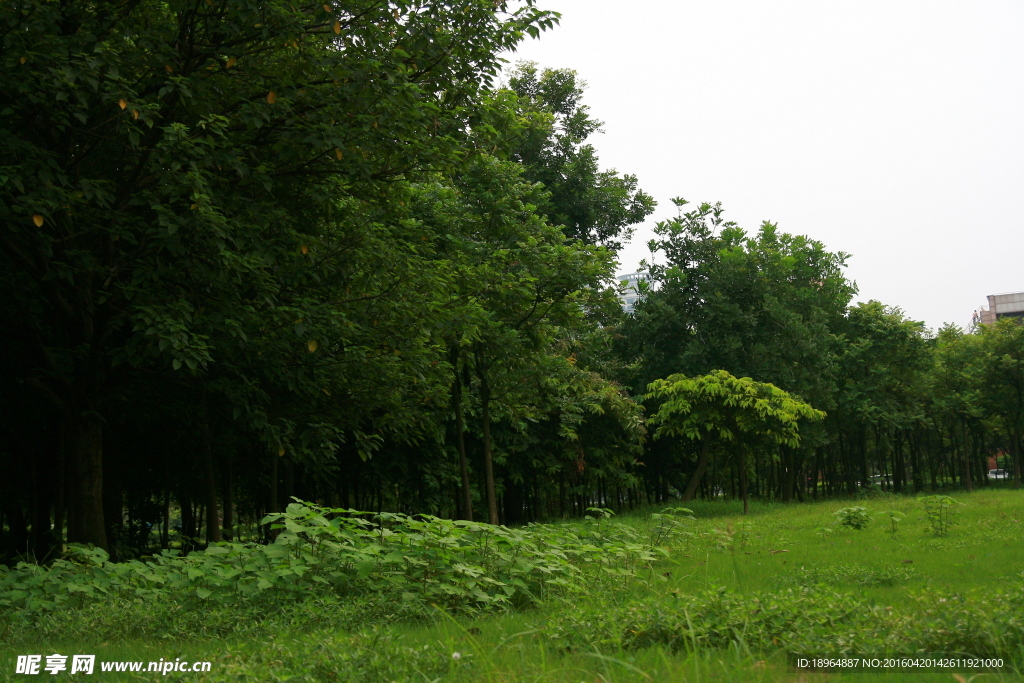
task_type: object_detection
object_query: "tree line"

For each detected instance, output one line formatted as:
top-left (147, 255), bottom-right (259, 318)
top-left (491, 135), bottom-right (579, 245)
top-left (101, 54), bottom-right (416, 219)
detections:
top-left (1, 0), bottom-right (1020, 563)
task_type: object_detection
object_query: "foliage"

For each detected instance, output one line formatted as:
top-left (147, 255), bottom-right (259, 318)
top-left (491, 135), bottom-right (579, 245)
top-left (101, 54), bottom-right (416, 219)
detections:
top-left (506, 62), bottom-right (656, 251)
top-left (832, 506), bottom-right (871, 530)
top-left (648, 507), bottom-right (696, 548)
top-left (646, 370), bottom-right (825, 446)
top-left (0, 501), bottom-right (664, 618)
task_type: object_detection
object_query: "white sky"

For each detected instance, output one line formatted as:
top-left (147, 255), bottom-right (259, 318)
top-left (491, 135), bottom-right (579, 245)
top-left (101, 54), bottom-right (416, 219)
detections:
top-left (505, 0), bottom-right (1024, 332)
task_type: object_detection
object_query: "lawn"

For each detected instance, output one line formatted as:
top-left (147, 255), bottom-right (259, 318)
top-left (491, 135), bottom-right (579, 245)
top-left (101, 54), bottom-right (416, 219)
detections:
top-left (2, 488), bottom-right (1022, 682)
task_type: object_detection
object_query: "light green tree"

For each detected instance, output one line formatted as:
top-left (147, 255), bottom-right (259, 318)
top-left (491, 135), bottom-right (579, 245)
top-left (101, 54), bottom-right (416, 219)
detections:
top-left (646, 369), bottom-right (825, 513)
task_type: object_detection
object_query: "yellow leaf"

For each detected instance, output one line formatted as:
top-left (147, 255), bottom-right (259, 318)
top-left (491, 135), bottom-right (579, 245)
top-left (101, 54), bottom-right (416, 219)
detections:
top-left (278, 447), bottom-right (285, 456)
top-left (266, 91), bottom-right (276, 104)
top-left (307, 339), bottom-right (318, 352)
top-left (20, 57), bottom-right (27, 64)
top-left (334, 20), bottom-right (341, 34)
top-left (301, 244), bottom-right (309, 255)
top-left (32, 214), bottom-right (44, 227)
top-left (323, 4), bottom-right (331, 11)
top-left (190, 203), bottom-right (198, 210)
top-left (226, 56), bottom-right (237, 68)
top-left (118, 98), bottom-right (127, 109)
top-left (334, 147), bottom-right (343, 160)
top-left (132, 109), bottom-right (139, 119)
top-left (164, 64), bottom-right (173, 73)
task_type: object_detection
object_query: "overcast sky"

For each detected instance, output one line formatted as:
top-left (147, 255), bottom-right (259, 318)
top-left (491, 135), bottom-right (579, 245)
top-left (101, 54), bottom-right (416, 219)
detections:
top-left (505, 0), bottom-right (1024, 332)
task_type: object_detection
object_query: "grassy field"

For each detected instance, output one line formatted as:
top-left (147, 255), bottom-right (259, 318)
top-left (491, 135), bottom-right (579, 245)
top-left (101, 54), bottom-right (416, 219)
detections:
top-left (2, 488), bottom-right (1023, 682)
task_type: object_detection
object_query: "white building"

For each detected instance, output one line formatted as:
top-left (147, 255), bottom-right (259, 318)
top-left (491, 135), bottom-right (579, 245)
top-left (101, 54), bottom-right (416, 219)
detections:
top-left (973, 292), bottom-right (1024, 327)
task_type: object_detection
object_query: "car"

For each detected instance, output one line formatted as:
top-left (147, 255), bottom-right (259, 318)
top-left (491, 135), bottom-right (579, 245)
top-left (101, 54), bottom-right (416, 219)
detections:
top-left (988, 469), bottom-right (1009, 480)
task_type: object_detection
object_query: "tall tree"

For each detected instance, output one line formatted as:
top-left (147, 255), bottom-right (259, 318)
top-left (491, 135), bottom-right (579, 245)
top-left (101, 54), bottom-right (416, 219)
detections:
top-left (507, 62), bottom-right (655, 251)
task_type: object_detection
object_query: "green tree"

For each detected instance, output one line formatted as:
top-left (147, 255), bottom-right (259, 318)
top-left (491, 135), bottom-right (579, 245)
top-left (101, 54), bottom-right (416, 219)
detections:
top-left (506, 62), bottom-right (655, 251)
top-left (975, 318), bottom-right (1024, 488)
top-left (646, 370), bottom-right (824, 514)
top-left (831, 302), bottom-right (929, 492)
top-left (624, 199), bottom-right (854, 405)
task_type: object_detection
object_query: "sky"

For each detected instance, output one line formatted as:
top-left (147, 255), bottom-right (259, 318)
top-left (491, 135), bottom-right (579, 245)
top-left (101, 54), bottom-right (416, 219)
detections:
top-left (504, 0), bottom-right (1024, 332)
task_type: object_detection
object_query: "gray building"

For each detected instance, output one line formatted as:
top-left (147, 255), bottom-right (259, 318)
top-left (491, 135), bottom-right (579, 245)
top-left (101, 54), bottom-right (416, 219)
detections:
top-left (973, 292), bottom-right (1024, 326)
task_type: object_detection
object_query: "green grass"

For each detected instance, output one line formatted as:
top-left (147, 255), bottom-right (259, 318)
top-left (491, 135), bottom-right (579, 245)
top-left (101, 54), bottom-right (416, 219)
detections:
top-left (2, 489), bottom-right (1023, 682)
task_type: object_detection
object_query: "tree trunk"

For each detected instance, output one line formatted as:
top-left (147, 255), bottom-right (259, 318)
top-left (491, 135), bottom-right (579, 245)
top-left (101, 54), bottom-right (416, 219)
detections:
top-left (680, 439), bottom-right (712, 504)
top-left (739, 448), bottom-right (750, 515)
top-left (162, 451), bottom-right (170, 549)
top-left (54, 422), bottom-right (66, 553)
top-left (200, 395), bottom-right (221, 544)
top-left (449, 345), bottom-right (473, 521)
top-left (67, 415), bottom-right (107, 551)
top-left (270, 453), bottom-right (279, 513)
top-left (781, 446), bottom-right (795, 503)
top-left (222, 458), bottom-right (234, 541)
top-left (476, 355), bottom-right (499, 525)
top-left (1010, 431), bottom-right (1022, 489)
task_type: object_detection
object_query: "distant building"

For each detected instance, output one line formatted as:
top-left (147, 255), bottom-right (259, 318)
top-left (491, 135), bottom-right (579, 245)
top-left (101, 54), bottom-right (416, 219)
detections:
top-left (973, 292), bottom-right (1024, 327)
top-left (618, 272), bottom-right (649, 314)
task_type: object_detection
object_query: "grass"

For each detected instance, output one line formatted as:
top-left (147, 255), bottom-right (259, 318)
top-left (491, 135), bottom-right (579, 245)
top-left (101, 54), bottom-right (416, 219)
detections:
top-left (2, 488), bottom-right (1023, 682)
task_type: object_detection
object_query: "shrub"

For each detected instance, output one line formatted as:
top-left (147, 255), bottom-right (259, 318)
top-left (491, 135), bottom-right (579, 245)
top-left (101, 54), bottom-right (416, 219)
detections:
top-left (832, 506), bottom-right (871, 530)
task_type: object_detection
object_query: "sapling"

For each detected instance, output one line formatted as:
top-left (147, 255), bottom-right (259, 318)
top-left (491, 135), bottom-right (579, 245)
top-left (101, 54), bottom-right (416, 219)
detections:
top-left (919, 495), bottom-right (962, 536)
top-left (877, 510), bottom-right (905, 536)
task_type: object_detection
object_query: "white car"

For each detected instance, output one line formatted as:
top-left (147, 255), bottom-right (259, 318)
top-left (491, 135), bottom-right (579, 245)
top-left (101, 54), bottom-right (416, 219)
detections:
top-left (988, 469), bottom-right (1009, 480)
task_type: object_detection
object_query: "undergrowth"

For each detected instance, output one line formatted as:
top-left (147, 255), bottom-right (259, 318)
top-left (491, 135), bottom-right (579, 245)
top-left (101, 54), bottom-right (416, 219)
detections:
top-left (0, 501), bottom-right (665, 642)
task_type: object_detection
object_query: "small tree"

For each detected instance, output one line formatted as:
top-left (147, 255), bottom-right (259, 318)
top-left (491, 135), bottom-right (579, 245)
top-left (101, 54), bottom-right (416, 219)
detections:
top-left (646, 369), bottom-right (825, 513)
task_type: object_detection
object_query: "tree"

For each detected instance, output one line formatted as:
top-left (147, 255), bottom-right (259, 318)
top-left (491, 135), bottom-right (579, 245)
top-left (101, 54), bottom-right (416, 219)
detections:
top-left (831, 302), bottom-right (929, 492)
top-left (506, 62), bottom-right (655, 251)
top-left (623, 199), bottom-right (854, 406)
top-left (975, 318), bottom-right (1024, 488)
top-left (645, 370), bottom-right (824, 514)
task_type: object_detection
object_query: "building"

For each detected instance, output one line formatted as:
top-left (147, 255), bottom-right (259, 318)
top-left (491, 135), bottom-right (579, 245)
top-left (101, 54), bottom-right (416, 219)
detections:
top-left (618, 272), bottom-right (649, 314)
top-left (973, 292), bottom-right (1024, 327)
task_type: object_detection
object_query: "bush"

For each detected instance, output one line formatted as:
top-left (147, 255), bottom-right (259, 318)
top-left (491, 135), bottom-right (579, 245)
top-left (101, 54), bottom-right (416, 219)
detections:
top-left (832, 506), bottom-right (871, 530)
top-left (0, 501), bottom-right (663, 623)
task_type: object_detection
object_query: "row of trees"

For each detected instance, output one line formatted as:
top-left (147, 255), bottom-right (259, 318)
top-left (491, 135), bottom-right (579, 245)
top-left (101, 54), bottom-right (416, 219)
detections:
top-left (0, 0), bottom-right (652, 560)
top-left (623, 199), bottom-right (1023, 508)
top-left (1, 0), bottom-right (1020, 563)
